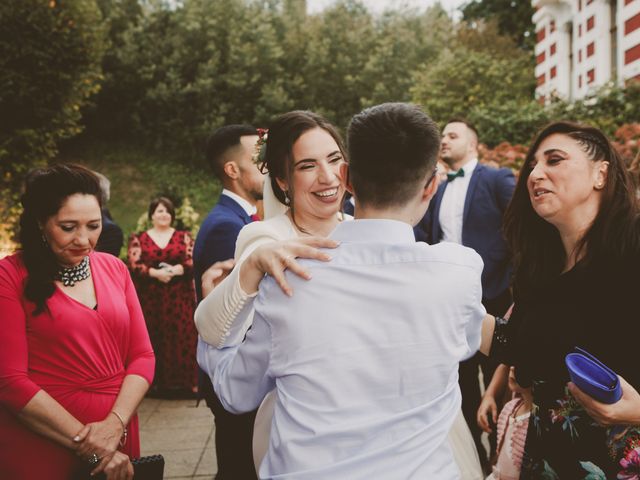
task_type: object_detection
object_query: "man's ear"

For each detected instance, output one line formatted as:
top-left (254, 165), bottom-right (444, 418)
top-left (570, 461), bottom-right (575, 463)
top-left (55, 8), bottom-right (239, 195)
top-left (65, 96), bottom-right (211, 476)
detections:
top-left (223, 161), bottom-right (240, 180)
top-left (422, 170), bottom-right (439, 202)
top-left (340, 163), bottom-right (353, 195)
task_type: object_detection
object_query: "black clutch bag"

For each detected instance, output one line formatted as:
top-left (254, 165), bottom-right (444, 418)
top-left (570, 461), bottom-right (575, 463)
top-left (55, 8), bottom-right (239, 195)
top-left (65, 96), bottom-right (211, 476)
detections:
top-left (131, 455), bottom-right (165, 479)
top-left (77, 454), bottom-right (164, 480)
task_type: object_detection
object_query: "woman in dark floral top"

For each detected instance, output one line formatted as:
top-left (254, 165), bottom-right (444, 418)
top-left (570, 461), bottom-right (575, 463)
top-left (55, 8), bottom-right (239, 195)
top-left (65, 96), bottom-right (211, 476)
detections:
top-left (493, 121), bottom-right (640, 479)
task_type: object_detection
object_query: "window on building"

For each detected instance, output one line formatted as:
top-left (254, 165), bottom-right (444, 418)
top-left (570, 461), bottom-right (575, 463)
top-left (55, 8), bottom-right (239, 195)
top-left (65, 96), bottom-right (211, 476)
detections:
top-left (587, 0), bottom-right (594, 4)
top-left (537, 52), bottom-right (546, 64)
top-left (587, 16), bottom-right (595, 31)
top-left (579, 0), bottom-right (582, 11)
top-left (587, 68), bottom-right (595, 84)
top-left (579, 24), bottom-right (583, 37)
top-left (550, 43), bottom-right (557, 56)
top-left (579, 74), bottom-right (583, 89)
top-left (537, 73), bottom-right (546, 86)
top-left (550, 21), bottom-right (556, 33)
top-left (579, 49), bottom-right (583, 62)
top-left (551, 66), bottom-right (557, 79)
top-left (587, 42), bottom-right (595, 57)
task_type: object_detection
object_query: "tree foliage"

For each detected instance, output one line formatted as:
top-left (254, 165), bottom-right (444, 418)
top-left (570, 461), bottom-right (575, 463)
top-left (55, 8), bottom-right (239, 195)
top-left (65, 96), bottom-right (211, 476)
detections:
top-left (461, 0), bottom-right (536, 50)
top-left (0, 0), bottom-right (105, 242)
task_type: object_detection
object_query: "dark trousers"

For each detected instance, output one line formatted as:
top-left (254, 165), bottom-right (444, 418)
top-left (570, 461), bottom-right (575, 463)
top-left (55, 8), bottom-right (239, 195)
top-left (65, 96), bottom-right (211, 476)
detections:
top-left (199, 368), bottom-right (258, 480)
top-left (459, 289), bottom-right (512, 470)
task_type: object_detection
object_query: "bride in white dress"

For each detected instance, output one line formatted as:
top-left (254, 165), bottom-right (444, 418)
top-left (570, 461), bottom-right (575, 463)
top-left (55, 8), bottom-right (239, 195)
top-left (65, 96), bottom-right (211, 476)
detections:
top-left (195, 110), bottom-right (483, 479)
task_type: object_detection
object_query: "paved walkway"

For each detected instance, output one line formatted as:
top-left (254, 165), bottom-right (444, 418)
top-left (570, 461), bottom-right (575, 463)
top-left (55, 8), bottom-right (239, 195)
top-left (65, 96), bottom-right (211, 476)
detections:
top-left (138, 398), bottom-right (217, 479)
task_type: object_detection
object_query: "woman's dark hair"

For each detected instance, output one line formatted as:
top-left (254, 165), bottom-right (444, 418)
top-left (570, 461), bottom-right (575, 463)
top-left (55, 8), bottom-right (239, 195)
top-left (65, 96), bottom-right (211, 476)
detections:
top-left (261, 110), bottom-right (347, 227)
top-left (19, 164), bottom-right (102, 314)
top-left (148, 196), bottom-right (175, 224)
top-left (504, 121), bottom-right (639, 292)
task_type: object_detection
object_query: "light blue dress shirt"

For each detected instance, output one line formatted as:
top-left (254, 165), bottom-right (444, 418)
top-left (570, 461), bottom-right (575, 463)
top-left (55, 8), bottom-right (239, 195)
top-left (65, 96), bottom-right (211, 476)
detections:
top-left (198, 219), bottom-right (486, 479)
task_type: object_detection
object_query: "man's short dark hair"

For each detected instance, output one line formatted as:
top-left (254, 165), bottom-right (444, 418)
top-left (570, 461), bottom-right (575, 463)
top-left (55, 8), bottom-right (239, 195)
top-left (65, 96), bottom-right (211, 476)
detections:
top-left (347, 103), bottom-right (440, 208)
top-left (205, 125), bottom-right (258, 180)
top-left (446, 117), bottom-right (479, 144)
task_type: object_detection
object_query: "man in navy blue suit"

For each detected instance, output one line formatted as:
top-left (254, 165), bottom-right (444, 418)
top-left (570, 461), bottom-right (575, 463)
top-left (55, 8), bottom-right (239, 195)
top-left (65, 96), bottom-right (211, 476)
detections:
top-left (415, 119), bottom-right (515, 470)
top-left (193, 124), bottom-right (264, 480)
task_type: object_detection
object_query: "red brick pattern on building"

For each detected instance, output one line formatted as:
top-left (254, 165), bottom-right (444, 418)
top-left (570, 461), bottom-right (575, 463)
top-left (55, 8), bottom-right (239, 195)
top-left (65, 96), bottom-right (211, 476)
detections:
top-left (625, 12), bottom-right (640, 35)
top-left (587, 16), bottom-right (595, 31)
top-left (625, 43), bottom-right (640, 65)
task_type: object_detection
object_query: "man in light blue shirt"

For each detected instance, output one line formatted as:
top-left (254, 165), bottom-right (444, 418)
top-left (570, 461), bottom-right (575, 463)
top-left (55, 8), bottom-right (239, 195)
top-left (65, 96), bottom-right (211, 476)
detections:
top-left (199, 103), bottom-right (487, 479)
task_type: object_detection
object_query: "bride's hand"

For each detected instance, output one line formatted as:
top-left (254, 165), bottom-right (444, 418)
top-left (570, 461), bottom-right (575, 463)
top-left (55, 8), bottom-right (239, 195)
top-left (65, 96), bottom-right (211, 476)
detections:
top-left (240, 237), bottom-right (339, 296)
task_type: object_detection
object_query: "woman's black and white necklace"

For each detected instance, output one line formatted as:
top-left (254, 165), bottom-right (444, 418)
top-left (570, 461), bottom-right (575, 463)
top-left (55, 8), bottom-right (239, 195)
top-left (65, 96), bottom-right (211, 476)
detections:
top-left (56, 256), bottom-right (91, 287)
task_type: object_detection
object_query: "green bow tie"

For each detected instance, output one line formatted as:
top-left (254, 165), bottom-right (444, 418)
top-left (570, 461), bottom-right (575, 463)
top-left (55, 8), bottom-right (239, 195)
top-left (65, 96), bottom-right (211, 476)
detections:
top-left (446, 169), bottom-right (465, 182)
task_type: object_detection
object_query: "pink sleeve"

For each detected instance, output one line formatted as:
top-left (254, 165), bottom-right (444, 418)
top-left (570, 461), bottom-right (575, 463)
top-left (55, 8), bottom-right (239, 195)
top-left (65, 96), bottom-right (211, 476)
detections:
top-left (121, 263), bottom-right (155, 384)
top-left (0, 258), bottom-right (42, 412)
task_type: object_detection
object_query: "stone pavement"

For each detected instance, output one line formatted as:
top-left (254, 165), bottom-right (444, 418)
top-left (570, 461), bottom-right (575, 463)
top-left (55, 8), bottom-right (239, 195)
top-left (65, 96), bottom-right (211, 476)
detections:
top-left (138, 397), bottom-right (217, 479)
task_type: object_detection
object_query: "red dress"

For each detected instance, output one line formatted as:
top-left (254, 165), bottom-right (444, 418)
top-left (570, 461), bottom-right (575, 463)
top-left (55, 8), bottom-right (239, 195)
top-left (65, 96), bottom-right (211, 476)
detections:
top-left (127, 230), bottom-right (198, 393)
top-left (0, 252), bottom-right (155, 480)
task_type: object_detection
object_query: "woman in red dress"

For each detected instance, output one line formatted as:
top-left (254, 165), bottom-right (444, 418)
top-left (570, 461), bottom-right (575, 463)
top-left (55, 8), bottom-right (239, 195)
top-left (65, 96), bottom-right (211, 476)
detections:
top-left (0, 164), bottom-right (155, 480)
top-left (127, 197), bottom-right (198, 396)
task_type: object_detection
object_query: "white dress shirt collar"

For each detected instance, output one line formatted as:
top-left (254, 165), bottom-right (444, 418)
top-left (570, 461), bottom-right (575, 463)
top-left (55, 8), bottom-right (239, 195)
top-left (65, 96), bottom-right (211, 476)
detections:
top-left (222, 189), bottom-right (257, 216)
top-left (330, 219), bottom-right (415, 245)
top-left (458, 157), bottom-right (478, 176)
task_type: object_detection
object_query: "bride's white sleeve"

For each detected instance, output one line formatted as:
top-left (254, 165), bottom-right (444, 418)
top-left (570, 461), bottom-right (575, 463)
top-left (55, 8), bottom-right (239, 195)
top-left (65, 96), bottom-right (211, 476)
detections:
top-left (194, 222), bottom-right (281, 348)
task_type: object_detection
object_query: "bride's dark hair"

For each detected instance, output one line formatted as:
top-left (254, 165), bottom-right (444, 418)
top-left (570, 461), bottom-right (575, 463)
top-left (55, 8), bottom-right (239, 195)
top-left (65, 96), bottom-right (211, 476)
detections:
top-left (19, 164), bottom-right (102, 314)
top-left (263, 110), bottom-right (347, 226)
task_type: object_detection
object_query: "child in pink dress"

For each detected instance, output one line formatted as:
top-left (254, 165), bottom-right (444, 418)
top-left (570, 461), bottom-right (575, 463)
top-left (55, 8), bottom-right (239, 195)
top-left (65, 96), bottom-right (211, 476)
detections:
top-left (486, 367), bottom-right (532, 480)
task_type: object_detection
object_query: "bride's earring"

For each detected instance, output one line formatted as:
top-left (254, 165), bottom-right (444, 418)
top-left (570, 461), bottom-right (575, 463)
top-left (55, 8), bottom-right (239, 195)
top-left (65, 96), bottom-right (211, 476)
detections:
top-left (284, 191), bottom-right (290, 205)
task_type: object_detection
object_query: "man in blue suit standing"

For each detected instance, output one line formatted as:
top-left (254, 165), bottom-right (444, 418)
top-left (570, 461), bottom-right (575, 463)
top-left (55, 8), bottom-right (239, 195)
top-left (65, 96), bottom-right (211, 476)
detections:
top-left (193, 124), bottom-right (264, 480)
top-left (415, 118), bottom-right (515, 470)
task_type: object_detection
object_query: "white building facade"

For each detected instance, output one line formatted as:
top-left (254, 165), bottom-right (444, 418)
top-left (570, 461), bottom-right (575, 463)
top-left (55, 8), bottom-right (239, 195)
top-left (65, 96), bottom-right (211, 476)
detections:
top-left (533, 0), bottom-right (640, 101)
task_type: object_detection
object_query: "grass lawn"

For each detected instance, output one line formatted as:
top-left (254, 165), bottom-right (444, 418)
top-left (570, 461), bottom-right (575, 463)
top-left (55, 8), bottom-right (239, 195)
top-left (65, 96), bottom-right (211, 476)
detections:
top-left (58, 140), bottom-right (221, 255)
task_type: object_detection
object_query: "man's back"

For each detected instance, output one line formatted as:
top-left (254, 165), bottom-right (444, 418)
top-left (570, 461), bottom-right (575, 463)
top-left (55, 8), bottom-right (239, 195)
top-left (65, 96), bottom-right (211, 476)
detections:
top-left (254, 220), bottom-right (485, 478)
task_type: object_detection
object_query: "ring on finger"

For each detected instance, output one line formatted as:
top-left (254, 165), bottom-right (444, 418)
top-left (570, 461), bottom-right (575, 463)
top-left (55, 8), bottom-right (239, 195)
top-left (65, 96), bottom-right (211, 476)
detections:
top-left (88, 453), bottom-right (100, 465)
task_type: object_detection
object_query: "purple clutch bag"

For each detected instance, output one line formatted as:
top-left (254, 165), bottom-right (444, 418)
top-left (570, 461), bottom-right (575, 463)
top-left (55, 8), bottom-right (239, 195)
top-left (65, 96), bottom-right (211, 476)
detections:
top-left (565, 347), bottom-right (622, 404)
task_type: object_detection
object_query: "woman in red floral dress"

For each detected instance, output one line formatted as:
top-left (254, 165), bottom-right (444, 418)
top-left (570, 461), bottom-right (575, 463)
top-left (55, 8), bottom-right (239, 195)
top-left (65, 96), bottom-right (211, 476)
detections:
top-left (128, 197), bottom-right (198, 396)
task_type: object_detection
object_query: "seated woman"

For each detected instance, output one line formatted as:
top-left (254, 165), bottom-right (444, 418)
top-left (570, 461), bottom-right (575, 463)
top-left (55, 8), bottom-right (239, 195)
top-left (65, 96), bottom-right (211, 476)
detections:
top-left (196, 110), bottom-right (483, 479)
top-left (489, 121), bottom-right (640, 478)
top-left (128, 197), bottom-right (198, 397)
top-left (0, 164), bottom-right (155, 480)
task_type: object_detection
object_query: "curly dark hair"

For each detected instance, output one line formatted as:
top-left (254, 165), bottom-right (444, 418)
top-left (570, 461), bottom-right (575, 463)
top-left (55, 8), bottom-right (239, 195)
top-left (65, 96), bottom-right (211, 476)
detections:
top-left (19, 164), bottom-right (102, 314)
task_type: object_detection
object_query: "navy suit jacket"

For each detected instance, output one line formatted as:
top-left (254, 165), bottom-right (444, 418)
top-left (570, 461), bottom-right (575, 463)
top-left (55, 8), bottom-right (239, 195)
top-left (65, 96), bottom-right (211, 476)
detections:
top-left (415, 164), bottom-right (515, 300)
top-left (193, 194), bottom-right (254, 302)
top-left (193, 194), bottom-right (255, 406)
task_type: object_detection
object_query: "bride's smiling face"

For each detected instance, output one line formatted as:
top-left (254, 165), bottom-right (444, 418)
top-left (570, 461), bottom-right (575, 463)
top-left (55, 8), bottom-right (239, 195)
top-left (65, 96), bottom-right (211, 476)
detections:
top-left (277, 127), bottom-right (346, 220)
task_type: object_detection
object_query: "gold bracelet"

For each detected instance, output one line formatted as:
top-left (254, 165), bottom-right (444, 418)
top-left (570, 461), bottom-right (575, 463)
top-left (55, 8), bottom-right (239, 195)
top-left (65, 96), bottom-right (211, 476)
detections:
top-left (110, 410), bottom-right (128, 446)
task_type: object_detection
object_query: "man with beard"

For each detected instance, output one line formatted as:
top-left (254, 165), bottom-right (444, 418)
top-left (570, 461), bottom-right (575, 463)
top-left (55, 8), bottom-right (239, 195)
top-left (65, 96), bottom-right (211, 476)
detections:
top-left (415, 118), bottom-right (515, 471)
top-left (193, 124), bottom-right (264, 479)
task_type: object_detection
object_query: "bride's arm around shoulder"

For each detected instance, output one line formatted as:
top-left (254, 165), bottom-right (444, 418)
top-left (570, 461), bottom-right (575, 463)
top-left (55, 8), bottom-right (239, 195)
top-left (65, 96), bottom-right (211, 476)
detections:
top-left (195, 216), bottom-right (293, 347)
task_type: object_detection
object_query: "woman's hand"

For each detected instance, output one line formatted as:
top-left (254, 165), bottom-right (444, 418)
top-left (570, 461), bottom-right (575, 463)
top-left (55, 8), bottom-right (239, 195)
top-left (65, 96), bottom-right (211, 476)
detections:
top-left (240, 237), bottom-right (340, 296)
top-left (568, 376), bottom-right (640, 426)
top-left (73, 414), bottom-right (124, 474)
top-left (201, 259), bottom-right (235, 298)
top-left (166, 264), bottom-right (184, 276)
top-left (477, 392), bottom-right (498, 433)
top-left (149, 267), bottom-right (173, 284)
top-left (102, 451), bottom-right (134, 480)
